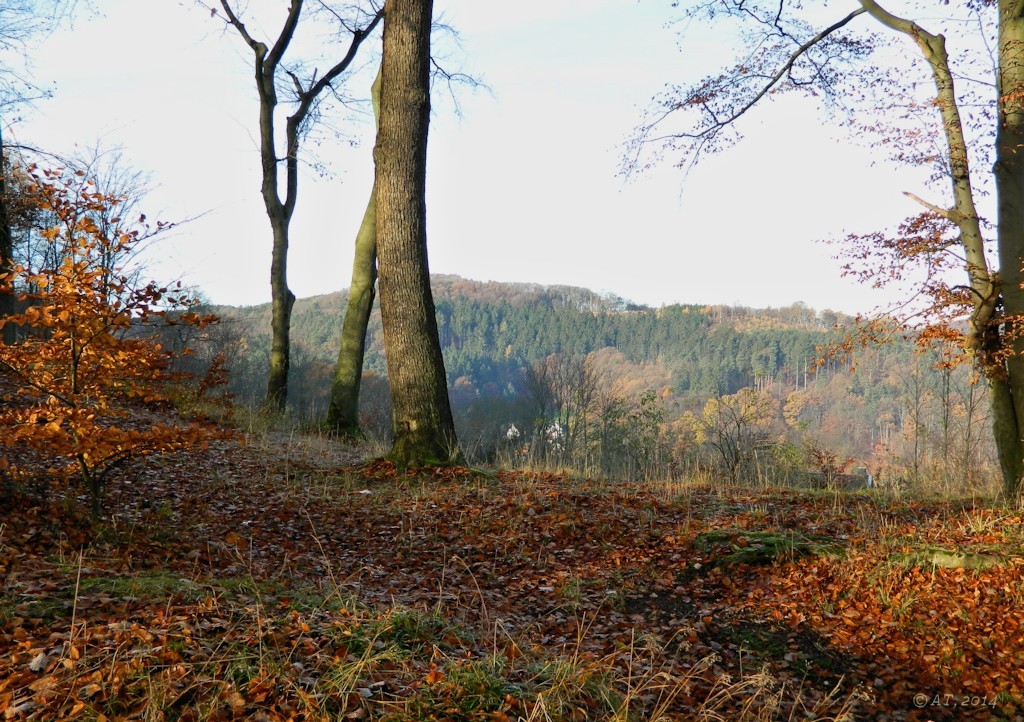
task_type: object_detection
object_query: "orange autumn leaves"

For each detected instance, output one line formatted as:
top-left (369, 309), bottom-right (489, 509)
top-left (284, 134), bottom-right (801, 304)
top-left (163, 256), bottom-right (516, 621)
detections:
top-left (0, 166), bottom-right (226, 512)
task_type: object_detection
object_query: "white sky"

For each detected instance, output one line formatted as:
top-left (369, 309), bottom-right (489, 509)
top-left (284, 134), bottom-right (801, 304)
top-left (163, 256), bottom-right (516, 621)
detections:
top-left (12, 0), bottom-right (932, 314)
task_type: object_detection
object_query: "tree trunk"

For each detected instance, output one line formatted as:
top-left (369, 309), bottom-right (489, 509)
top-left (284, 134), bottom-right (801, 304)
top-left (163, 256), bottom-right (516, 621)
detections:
top-left (0, 122), bottom-right (15, 345)
top-left (326, 65), bottom-right (382, 436)
top-left (266, 213), bottom-right (295, 411)
top-left (217, 0), bottom-right (381, 414)
top-left (994, 1), bottom-right (1024, 498)
top-left (260, 36), bottom-right (294, 414)
top-left (375, 0), bottom-right (460, 466)
top-left (861, 0), bottom-right (1024, 497)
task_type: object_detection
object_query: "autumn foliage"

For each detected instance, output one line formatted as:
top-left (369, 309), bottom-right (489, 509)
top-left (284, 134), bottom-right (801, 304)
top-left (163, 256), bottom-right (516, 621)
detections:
top-left (2, 438), bottom-right (1023, 719)
top-left (685, 388), bottom-right (777, 483)
top-left (0, 167), bottom-right (224, 514)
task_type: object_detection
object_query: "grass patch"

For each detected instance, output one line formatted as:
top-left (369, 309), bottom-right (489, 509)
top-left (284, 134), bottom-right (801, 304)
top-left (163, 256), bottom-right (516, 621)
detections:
top-left (78, 570), bottom-right (203, 599)
top-left (695, 529), bottom-right (844, 567)
top-left (889, 547), bottom-right (1007, 570)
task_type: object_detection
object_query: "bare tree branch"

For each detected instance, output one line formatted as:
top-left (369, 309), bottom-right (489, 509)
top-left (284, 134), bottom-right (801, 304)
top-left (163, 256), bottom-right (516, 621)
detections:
top-left (648, 7), bottom-right (866, 142)
top-left (903, 191), bottom-right (954, 219)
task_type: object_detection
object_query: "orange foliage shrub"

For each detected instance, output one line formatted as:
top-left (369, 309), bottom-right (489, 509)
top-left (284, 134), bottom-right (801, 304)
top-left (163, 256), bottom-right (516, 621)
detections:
top-left (0, 167), bottom-right (227, 514)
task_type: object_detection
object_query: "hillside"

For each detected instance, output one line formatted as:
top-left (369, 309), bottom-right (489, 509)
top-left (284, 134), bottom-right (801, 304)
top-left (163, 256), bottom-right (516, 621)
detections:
top-left (213, 275), bottom-right (848, 392)
top-left (212, 274), bottom-right (855, 417)
top-left (198, 275), bottom-right (995, 493)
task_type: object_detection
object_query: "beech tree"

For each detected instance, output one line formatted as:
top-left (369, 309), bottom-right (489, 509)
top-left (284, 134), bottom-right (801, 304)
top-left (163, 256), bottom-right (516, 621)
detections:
top-left (0, 167), bottom-right (222, 515)
top-left (686, 388), bottom-right (777, 484)
top-left (205, 0), bottom-right (383, 412)
top-left (325, 64), bottom-right (381, 437)
top-left (326, 26), bottom-right (477, 438)
top-left (375, 0), bottom-right (460, 466)
top-left (629, 0), bottom-right (1024, 498)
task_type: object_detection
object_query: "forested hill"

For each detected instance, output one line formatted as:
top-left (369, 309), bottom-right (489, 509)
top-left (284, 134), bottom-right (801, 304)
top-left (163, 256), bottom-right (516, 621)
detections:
top-left (213, 274), bottom-right (859, 400)
top-left (213, 275), bottom-right (993, 484)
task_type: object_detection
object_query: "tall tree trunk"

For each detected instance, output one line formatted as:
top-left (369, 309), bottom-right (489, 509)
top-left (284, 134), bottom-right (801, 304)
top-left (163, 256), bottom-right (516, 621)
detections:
top-left (994, 1), bottom-right (1024, 498)
top-left (375, 0), bottom-right (460, 466)
top-left (240, 0), bottom-right (302, 414)
top-left (326, 64), bottom-right (382, 436)
top-left (0, 122), bottom-right (15, 344)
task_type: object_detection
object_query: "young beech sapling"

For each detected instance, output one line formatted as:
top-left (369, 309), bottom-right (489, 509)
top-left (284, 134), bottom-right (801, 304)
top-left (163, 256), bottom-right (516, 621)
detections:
top-left (0, 167), bottom-right (228, 515)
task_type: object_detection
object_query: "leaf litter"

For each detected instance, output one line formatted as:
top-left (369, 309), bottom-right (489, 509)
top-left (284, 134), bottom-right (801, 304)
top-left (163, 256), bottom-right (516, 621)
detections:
top-left (2, 430), bottom-right (1023, 720)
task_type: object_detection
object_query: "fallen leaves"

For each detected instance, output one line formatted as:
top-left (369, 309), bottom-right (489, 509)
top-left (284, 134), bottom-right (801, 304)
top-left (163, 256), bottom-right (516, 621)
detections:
top-left (1, 429), bottom-right (1023, 720)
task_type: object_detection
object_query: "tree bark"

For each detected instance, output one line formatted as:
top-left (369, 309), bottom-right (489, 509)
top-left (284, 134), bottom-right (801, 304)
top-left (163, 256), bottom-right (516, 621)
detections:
top-left (375, 0), bottom-right (460, 466)
top-left (326, 65), bottom-right (382, 436)
top-left (993, 1), bottom-right (1024, 498)
top-left (266, 213), bottom-right (295, 410)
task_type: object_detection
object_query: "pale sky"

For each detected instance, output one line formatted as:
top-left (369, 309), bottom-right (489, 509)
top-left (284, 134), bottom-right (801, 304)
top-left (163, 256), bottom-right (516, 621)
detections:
top-left (13, 0), bottom-right (931, 314)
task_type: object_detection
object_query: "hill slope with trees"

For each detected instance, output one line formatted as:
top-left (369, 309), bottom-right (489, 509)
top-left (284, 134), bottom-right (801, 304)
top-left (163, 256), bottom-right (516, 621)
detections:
top-left (207, 275), bottom-right (997, 493)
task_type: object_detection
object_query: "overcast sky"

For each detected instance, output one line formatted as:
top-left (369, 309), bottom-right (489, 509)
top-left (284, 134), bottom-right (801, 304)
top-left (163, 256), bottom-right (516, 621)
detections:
top-left (13, 0), bottom-right (930, 313)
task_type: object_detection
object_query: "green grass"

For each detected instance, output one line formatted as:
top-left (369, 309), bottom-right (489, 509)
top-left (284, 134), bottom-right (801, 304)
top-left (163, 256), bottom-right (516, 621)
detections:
top-left (78, 570), bottom-right (204, 599)
top-left (695, 529), bottom-right (844, 566)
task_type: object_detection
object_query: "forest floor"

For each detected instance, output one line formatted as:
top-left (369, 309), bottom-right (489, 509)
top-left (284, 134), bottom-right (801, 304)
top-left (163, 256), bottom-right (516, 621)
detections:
top-left (2, 424), bottom-right (1024, 721)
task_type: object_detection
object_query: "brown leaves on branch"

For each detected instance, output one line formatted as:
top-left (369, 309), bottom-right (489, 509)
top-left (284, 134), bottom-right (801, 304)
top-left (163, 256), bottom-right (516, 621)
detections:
top-left (837, 212), bottom-right (960, 291)
top-left (824, 210), bottom-right (997, 371)
top-left (0, 166), bottom-right (230, 515)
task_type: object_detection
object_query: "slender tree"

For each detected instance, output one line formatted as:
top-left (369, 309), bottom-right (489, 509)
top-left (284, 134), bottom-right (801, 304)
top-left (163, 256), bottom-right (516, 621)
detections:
top-left (686, 388), bottom-right (777, 484)
top-left (209, 0), bottom-right (382, 411)
top-left (325, 64), bottom-right (381, 437)
top-left (0, 122), bottom-right (12, 343)
top-left (629, 0), bottom-right (1024, 498)
top-left (0, 167), bottom-right (223, 515)
top-left (1, 0), bottom-right (81, 343)
top-left (375, 0), bottom-right (460, 466)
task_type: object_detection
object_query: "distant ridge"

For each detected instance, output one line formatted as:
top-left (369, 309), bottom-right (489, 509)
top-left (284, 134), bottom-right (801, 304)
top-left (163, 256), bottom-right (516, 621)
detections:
top-left (213, 273), bottom-right (839, 321)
